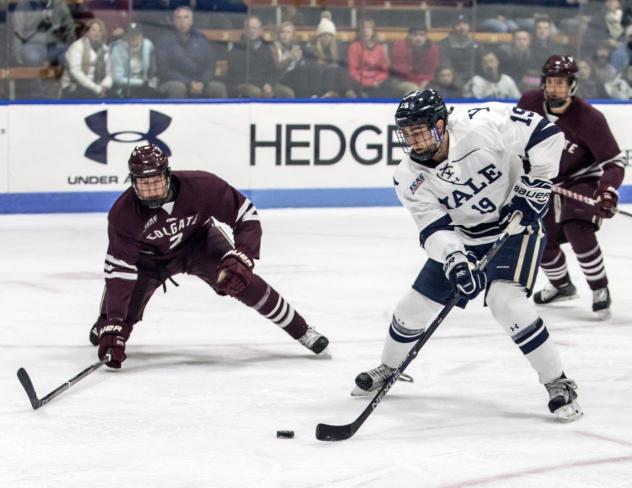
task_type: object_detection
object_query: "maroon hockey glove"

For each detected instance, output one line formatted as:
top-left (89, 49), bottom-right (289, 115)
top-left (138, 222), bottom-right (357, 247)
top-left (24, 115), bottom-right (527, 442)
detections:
top-left (595, 185), bottom-right (618, 219)
top-left (97, 321), bottom-right (131, 369)
top-left (216, 250), bottom-right (254, 296)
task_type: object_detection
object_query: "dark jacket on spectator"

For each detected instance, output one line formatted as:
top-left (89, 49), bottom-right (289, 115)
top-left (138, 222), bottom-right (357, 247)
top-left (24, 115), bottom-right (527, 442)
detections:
top-left (227, 36), bottom-right (276, 87)
top-left (155, 28), bottom-right (217, 85)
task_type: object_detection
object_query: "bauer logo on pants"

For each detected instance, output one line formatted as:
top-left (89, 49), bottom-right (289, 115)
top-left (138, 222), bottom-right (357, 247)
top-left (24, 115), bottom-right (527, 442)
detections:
top-left (84, 110), bottom-right (172, 164)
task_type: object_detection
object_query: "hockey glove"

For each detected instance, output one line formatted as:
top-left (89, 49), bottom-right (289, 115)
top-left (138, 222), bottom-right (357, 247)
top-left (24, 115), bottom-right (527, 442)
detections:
top-left (216, 250), bottom-right (254, 296)
top-left (97, 321), bottom-right (131, 369)
top-left (501, 176), bottom-right (552, 227)
top-left (595, 184), bottom-right (618, 219)
top-left (444, 251), bottom-right (487, 300)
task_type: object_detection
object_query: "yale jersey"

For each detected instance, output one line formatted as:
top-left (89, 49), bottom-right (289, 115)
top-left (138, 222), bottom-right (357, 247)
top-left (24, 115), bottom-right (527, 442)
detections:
top-left (394, 102), bottom-right (564, 261)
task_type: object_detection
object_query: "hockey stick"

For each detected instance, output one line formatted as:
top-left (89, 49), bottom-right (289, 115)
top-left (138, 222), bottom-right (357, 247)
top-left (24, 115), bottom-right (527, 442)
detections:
top-left (552, 186), bottom-right (632, 218)
top-left (315, 212), bottom-right (524, 441)
top-left (17, 351), bottom-right (112, 410)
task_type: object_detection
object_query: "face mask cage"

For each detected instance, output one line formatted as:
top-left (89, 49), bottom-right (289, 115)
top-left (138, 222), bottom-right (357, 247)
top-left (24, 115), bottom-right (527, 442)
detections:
top-left (131, 171), bottom-right (171, 208)
top-left (542, 75), bottom-right (577, 108)
top-left (396, 121), bottom-right (443, 163)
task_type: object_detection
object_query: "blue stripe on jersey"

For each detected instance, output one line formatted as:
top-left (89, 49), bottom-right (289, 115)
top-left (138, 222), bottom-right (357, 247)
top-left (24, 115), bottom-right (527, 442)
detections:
top-left (525, 118), bottom-right (561, 154)
top-left (456, 220), bottom-right (503, 239)
top-left (420, 214), bottom-right (454, 247)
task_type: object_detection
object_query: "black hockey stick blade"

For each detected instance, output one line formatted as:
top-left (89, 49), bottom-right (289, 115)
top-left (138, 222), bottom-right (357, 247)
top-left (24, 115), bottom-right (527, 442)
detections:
top-left (315, 422), bottom-right (354, 441)
top-left (17, 368), bottom-right (42, 410)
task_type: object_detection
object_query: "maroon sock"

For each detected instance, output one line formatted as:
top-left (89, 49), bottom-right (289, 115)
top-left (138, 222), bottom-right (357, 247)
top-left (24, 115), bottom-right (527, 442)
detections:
top-left (564, 221), bottom-right (608, 290)
top-left (235, 274), bottom-right (308, 339)
top-left (540, 249), bottom-right (572, 289)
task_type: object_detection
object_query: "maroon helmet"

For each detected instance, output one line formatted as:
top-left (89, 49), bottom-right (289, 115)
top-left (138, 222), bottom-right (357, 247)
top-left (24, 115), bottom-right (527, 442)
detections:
top-left (540, 54), bottom-right (578, 106)
top-left (128, 144), bottom-right (171, 208)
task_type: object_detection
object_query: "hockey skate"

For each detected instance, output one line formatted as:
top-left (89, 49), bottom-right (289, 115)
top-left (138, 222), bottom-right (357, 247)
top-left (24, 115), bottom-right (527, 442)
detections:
top-left (351, 364), bottom-right (413, 396)
top-left (592, 287), bottom-right (611, 320)
top-left (297, 327), bottom-right (329, 354)
top-left (545, 374), bottom-right (583, 422)
top-left (533, 282), bottom-right (577, 305)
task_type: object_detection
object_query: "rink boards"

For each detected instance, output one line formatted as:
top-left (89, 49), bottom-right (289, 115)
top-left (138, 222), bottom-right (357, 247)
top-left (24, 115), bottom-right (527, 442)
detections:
top-left (0, 99), bottom-right (630, 213)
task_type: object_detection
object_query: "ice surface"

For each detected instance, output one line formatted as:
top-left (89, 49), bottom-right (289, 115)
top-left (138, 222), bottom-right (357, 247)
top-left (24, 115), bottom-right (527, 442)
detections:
top-left (1, 208), bottom-right (631, 488)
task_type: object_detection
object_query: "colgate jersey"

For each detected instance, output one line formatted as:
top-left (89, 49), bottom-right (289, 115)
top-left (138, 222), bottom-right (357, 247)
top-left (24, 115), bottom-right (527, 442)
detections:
top-left (518, 90), bottom-right (625, 187)
top-left (394, 102), bottom-right (564, 262)
top-left (104, 170), bottom-right (261, 321)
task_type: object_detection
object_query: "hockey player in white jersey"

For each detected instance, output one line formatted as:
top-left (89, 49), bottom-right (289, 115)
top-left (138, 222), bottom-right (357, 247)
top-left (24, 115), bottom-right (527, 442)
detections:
top-left (353, 89), bottom-right (582, 422)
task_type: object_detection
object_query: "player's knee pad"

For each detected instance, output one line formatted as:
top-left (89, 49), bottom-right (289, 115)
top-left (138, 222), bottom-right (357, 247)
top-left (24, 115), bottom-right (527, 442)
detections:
top-left (392, 288), bottom-right (443, 335)
top-left (487, 280), bottom-right (539, 338)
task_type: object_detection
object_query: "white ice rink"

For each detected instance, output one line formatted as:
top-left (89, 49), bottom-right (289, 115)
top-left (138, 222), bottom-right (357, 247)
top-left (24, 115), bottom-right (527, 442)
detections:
top-left (1, 207), bottom-right (631, 488)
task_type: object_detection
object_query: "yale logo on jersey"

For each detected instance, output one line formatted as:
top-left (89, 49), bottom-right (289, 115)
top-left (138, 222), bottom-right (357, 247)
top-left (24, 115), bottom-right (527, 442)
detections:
top-left (438, 163), bottom-right (503, 209)
top-left (146, 214), bottom-right (199, 240)
top-left (409, 173), bottom-right (425, 194)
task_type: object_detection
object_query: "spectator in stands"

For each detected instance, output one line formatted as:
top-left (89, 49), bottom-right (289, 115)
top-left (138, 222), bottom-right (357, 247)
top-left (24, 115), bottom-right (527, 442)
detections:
top-left (61, 18), bottom-right (112, 98)
top-left (110, 22), bottom-right (159, 98)
top-left (12, 0), bottom-right (76, 98)
top-left (347, 18), bottom-right (389, 97)
top-left (303, 16), bottom-right (355, 98)
top-left (582, 0), bottom-right (625, 51)
top-left (280, 5), bottom-right (306, 27)
top-left (592, 44), bottom-right (618, 83)
top-left (226, 15), bottom-right (276, 97)
top-left (438, 14), bottom-right (480, 88)
top-left (463, 50), bottom-right (521, 99)
top-left (605, 63), bottom-right (632, 98)
top-left (610, 24), bottom-right (632, 72)
top-left (136, 0), bottom-right (191, 42)
top-left (428, 65), bottom-right (461, 98)
top-left (83, 0), bottom-right (130, 43)
top-left (496, 29), bottom-right (541, 92)
top-left (531, 17), bottom-right (563, 66)
top-left (155, 6), bottom-right (226, 98)
top-left (390, 26), bottom-right (439, 97)
top-left (574, 58), bottom-right (609, 98)
top-left (271, 21), bottom-right (309, 98)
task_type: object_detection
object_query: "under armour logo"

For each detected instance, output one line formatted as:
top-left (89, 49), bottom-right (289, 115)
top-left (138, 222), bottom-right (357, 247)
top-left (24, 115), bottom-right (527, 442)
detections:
top-left (510, 324), bottom-right (520, 332)
top-left (84, 110), bottom-right (172, 164)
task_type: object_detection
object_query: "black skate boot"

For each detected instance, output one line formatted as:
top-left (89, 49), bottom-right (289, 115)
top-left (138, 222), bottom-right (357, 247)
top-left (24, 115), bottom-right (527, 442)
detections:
top-left (545, 373), bottom-right (583, 422)
top-left (534, 281), bottom-right (577, 305)
top-left (297, 327), bottom-right (329, 354)
top-left (592, 287), bottom-right (611, 320)
top-left (351, 363), bottom-right (413, 396)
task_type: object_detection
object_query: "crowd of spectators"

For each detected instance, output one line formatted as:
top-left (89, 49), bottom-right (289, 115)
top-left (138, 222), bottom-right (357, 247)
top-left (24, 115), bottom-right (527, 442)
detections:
top-left (3, 0), bottom-right (632, 100)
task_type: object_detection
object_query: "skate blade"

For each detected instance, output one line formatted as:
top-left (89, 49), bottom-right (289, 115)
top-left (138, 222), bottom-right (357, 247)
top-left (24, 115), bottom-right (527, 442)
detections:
top-left (595, 308), bottom-right (611, 320)
top-left (553, 400), bottom-right (583, 422)
top-left (350, 386), bottom-right (373, 397)
top-left (535, 294), bottom-right (578, 305)
top-left (314, 347), bottom-right (332, 359)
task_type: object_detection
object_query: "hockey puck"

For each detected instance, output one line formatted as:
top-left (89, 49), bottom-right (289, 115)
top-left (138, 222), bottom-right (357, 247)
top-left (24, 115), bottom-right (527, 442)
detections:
top-left (276, 430), bottom-right (294, 439)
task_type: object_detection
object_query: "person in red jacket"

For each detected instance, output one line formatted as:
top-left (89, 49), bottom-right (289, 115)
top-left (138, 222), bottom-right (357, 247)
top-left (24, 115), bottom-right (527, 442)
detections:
top-left (518, 55), bottom-right (625, 320)
top-left (347, 19), bottom-right (390, 97)
top-left (390, 26), bottom-right (439, 97)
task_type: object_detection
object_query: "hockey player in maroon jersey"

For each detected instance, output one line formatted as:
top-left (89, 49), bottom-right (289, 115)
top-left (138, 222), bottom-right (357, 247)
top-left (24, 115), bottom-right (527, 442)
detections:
top-left (89, 144), bottom-right (329, 368)
top-left (518, 55), bottom-right (626, 319)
